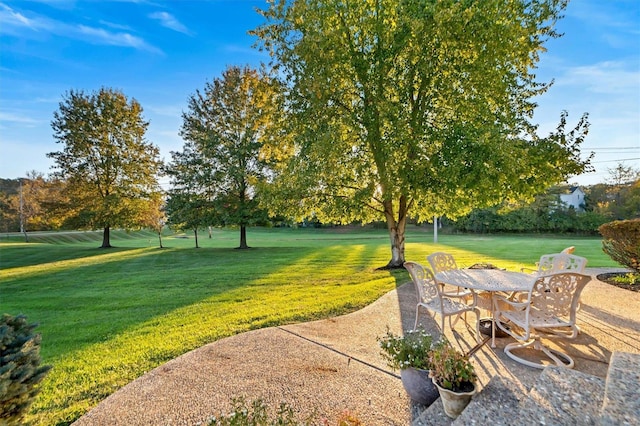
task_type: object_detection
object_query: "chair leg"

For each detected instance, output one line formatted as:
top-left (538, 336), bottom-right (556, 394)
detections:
top-left (474, 308), bottom-right (482, 343)
top-left (504, 339), bottom-right (574, 369)
top-left (414, 304), bottom-right (420, 330)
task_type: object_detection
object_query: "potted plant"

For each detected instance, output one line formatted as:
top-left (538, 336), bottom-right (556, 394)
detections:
top-left (377, 327), bottom-right (438, 406)
top-left (428, 339), bottom-right (477, 418)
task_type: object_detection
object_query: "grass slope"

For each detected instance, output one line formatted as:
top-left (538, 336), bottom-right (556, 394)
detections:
top-left (0, 227), bottom-right (616, 425)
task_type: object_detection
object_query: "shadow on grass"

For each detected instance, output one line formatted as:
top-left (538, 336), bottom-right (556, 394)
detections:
top-left (3, 238), bottom-right (400, 425)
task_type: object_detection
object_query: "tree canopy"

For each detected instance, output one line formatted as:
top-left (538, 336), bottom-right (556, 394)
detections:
top-left (253, 0), bottom-right (592, 267)
top-left (166, 66), bottom-right (280, 248)
top-left (48, 88), bottom-right (163, 248)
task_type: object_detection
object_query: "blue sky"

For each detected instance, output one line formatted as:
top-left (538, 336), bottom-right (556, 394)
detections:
top-left (1, 0), bottom-right (638, 187)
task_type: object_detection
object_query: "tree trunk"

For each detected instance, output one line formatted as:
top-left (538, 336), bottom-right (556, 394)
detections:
top-left (385, 222), bottom-right (406, 269)
top-left (101, 226), bottom-right (111, 248)
top-left (157, 231), bottom-right (163, 249)
top-left (238, 225), bottom-right (249, 249)
top-left (382, 197), bottom-right (409, 269)
top-left (194, 228), bottom-right (199, 248)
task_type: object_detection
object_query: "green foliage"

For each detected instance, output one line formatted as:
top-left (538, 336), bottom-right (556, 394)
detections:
top-left (428, 340), bottom-right (476, 392)
top-left (612, 273), bottom-right (640, 286)
top-left (454, 205), bottom-right (609, 234)
top-left (377, 327), bottom-right (433, 371)
top-left (254, 0), bottom-right (592, 267)
top-left (209, 397), bottom-right (304, 426)
top-left (599, 219), bottom-right (640, 273)
top-left (168, 66), bottom-right (280, 249)
top-left (587, 176), bottom-right (640, 221)
top-left (0, 314), bottom-right (51, 425)
top-left (209, 397), bottom-right (363, 426)
top-left (48, 87), bottom-right (163, 248)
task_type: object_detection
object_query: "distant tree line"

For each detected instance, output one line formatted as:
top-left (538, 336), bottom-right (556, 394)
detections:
top-left (450, 186), bottom-right (631, 234)
top-left (2, 173), bottom-right (638, 236)
top-left (451, 168), bottom-right (639, 234)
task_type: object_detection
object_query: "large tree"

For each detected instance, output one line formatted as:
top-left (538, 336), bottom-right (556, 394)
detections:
top-left (49, 88), bottom-right (163, 248)
top-left (254, 0), bottom-right (592, 268)
top-left (175, 65), bottom-right (279, 249)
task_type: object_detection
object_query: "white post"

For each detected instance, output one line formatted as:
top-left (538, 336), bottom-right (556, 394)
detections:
top-left (433, 215), bottom-right (438, 243)
top-left (19, 179), bottom-right (24, 233)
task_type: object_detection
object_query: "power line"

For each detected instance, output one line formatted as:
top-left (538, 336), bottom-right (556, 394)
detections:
top-left (591, 157), bottom-right (640, 164)
top-left (587, 147), bottom-right (639, 151)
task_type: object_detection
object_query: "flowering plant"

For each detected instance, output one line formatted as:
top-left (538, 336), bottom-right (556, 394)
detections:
top-left (377, 327), bottom-right (434, 371)
top-left (428, 339), bottom-right (477, 392)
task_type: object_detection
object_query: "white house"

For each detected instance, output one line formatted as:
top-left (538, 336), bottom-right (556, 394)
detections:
top-left (559, 186), bottom-right (585, 212)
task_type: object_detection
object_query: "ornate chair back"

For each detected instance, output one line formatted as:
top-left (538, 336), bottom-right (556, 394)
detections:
top-left (527, 272), bottom-right (592, 333)
top-left (427, 252), bottom-right (458, 273)
top-left (404, 261), bottom-right (440, 305)
top-left (537, 253), bottom-right (587, 275)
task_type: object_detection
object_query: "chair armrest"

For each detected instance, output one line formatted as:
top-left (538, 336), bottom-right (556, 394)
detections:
top-left (441, 288), bottom-right (472, 298)
top-left (444, 291), bottom-right (472, 301)
top-left (494, 293), bottom-right (528, 310)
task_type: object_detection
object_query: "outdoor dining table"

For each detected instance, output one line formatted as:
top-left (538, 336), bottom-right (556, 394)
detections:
top-left (434, 269), bottom-right (534, 349)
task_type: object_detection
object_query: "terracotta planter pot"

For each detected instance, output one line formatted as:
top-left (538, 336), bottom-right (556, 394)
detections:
top-left (432, 379), bottom-right (476, 419)
top-left (399, 367), bottom-right (439, 406)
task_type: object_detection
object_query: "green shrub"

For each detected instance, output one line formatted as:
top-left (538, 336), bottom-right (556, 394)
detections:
top-left (599, 219), bottom-right (640, 272)
top-left (428, 340), bottom-right (477, 393)
top-left (209, 397), bottom-right (306, 426)
top-left (209, 397), bottom-right (362, 426)
top-left (0, 314), bottom-right (51, 425)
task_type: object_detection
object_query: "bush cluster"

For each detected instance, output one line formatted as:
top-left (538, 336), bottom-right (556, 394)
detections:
top-left (452, 207), bottom-right (608, 234)
top-left (599, 219), bottom-right (640, 273)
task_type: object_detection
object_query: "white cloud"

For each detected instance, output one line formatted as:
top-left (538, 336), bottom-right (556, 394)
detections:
top-left (0, 2), bottom-right (51, 34)
top-left (559, 61), bottom-right (640, 95)
top-left (0, 2), bottom-right (162, 54)
top-left (0, 111), bottom-right (41, 126)
top-left (147, 104), bottom-right (183, 117)
top-left (149, 11), bottom-right (191, 35)
top-left (98, 19), bottom-right (133, 32)
top-left (76, 25), bottom-right (161, 54)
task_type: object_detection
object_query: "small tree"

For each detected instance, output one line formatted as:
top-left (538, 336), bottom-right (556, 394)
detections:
top-left (164, 142), bottom-right (215, 248)
top-left (599, 219), bottom-right (640, 273)
top-left (0, 314), bottom-right (51, 425)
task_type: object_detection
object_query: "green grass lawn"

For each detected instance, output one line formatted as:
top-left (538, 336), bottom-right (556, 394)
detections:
top-left (0, 227), bottom-right (618, 425)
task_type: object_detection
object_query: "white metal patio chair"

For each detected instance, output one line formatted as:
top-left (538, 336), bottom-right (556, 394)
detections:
top-left (520, 252), bottom-right (588, 313)
top-left (404, 261), bottom-right (481, 342)
top-left (521, 252), bottom-right (587, 275)
top-left (428, 251), bottom-right (491, 310)
top-left (427, 251), bottom-right (458, 273)
top-left (427, 252), bottom-right (472, 297)
top-left (493, 272), bottom-right (591, 369)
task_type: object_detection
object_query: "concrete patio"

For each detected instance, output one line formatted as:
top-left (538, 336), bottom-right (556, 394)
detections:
top-left (75, 267), bottom-right (639, 425)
